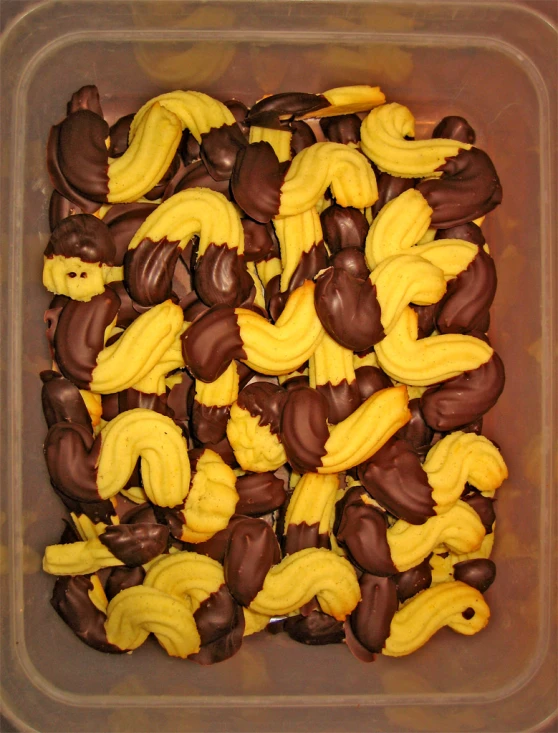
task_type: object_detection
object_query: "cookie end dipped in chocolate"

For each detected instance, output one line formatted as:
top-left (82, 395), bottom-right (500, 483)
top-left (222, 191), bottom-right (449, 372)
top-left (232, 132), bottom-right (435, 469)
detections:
top-left (231, 142), bottom-right (284, 223)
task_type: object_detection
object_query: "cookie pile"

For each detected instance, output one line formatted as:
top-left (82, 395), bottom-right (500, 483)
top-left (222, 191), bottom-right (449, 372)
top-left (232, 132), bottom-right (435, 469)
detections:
top-left (40, 83), bottom-right (507, 664)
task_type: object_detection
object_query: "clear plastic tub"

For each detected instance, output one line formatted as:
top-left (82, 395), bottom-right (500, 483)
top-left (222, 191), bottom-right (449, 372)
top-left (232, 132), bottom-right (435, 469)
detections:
top-left (1, 2), bottom-right (556, 731)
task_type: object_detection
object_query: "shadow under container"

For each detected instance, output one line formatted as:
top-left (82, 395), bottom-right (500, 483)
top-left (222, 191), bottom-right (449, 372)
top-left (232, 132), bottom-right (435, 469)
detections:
top-left (1, 1), bottom-right (556, 731)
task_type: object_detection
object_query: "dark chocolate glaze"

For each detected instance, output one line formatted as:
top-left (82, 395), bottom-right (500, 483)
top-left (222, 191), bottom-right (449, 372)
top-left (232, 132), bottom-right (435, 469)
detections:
top-left (225, 99), bottom-right (250, 134)
top-left (105, 565), bottom-right (146, 600)
top-left (330, 247), bottom-right (370, 280)
top-left (59, 519), bottom-right (81, 544)
top-left (354, 365), bottom-right (393, 402)
top-left (241, 218), bottom-right (276, 263)
top-left (245, 92), bottom-right (328, 126)
top-left (190, 515), bottom-right (246, 562)
top-left (49, 190), bottom-right (83, 230)
top-left (314, 268), bottom-right (384, 351)
top-left (412, 302), bottom-right (440, 339)
top-left (231, 142), bottom-right (284, 223)
top-left (117, 387), bottom-right (173, 417)
top-left (435, 221), bottom-right (485, 246)
top-left (395, 398), bottom-right (434, 459)
top-left (284, 611), bottom-right (345, 645)
top-left (237, 382), bottom-right (287, 435)
top-left (394, 557), bottom-right (432, 602)
top-left (417, 147), bottom-right (502, 228)
top-left (432, 116), bottom-right (476, 145)
top-left (40, 370), bottom-right (92, 430)
top-left (320, 114), bottom-right (361, 145)
top-left (372, 173), bottom-right (415, 217)
top-left (316, 379), bottom-right (361, 424)
top-left (235, 472), bottom-right (287, 516)
top-left (437, 246), bottom-right (497, 334)
top-left (143, 154), bottom-right (180, 201)
top-left (67, 85), bottom-right (104, 117)
top-left (101, 202), bottom-right (158, 265)
top-left (336, 486), bottom-right (396, 575)
top-left (99, 523), bottom-right (169, 566)
top-left (195, 435), bottom-right (238, 467)
top-left (54, 288), bottom-right (121, 389)
top-left (194, 243), bottom-right (253, 307)
top-left (53, 485), bottom-right (115, 524)
top-left (280, 386), bottom-right (329, 474)
top-left (345, 573), bottom-right (398, 659)
top-left (358, 438), bottom-right (435, 524)
top-left (320, 205), bottom-right (369, 253)
top-left (45, 213), bottom-right (115, 265)
top-left (190, 584), bottom-right (245, 665)
top-left (56, 110), bottom-right (110, 202)
top-left (104, 281), bottom-right (148, 328)
top-left (421, 353), bottom-right (505, 431)
top-left (200, 123), bottom-right (247, 181)
top-left (124, 237), bottom-right (181, 306)
top-left (51, 575), bottom-right (122, 653)
top-left (182, 305), bottom-right (246, 383)
top-left (120, 501), bottom-right (159, 525)
top-left (283, 374), bottom-right (310, 391)
top-left (224, 517), bottom-right (281, 606)
top-left (183, 294), bottom-right (209, 322)
top-left (237, 362), bottom-right (256, 390)
top-left (166, 370), bottom-right (194, 435)
top-left (453, 559), bottom-right (496, 593)
top-left (107, 113), bottom-right (134, 157)
top-left (289, 120), bottom-right (316, 156)
top-left (171, 159), bottom-right (231, 200)
top-left (284, 522), bottom-right (329, 555)
top-left (192, 402), bottom-right (230, 444)
top-left (461, 487), bottom-right (496, 534)
top-left (44, 422), bottom-right (101, 502)
top-left (178, 130), bottom-right (201, 167)
top-left (269, 241), bottom-right (329, 321)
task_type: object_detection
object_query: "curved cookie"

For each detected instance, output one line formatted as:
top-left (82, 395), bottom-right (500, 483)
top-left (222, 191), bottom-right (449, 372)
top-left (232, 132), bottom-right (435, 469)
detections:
top-left (143, 551), bottom-right (224, 610)
top-left (283, 473), bottom-right (338, 554)
top-left (309, 331), bottom-right (361, 424)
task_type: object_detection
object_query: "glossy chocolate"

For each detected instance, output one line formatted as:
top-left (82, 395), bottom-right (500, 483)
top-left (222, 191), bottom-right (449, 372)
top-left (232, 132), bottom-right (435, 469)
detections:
top-left (437, 246), bottom-right (497, 334)
top-left (182, 305), bottom-right (246, 383)
top-left (54, 288), bottom-right (121, 389)
top-left (231, 142), bottom-right (284, 223)
top-left (224, 517), bottom-right (281, 605)
top-left (358, 438), bottom-right (435, 524)
top-left (105, 565), bottom-right (146, 601)
top-left (51, 575), bottom-right (122, 653)
top-left (336, 486), bottom-right (396, 575)
top-left (461, 487), bottom-right (496, 533)
top-left (280, 386), bottom-right (329, 474)
top-left (417, 148), bottom-right (502, 228)
top-left (53, 486), bottom-right (115, 525)
top-left (107, 113), bottom-right (134, 157)
top-left (67, 85), bottom-right (104, 117)
top-left (124, 237), bottom-right (181, 306)
top-left (372, 173), bottom-right (415, 217)
top-left (235, 472), bottom-right (287, 516)
top-left (99, 523), bottom-right (169, 566)
top-left (412, 302), bottom-right (439, 339)
top-left (49, 190), bottom-right (83, 230)
top-left (284, 522), bottom-right (329, 555)
top-left (245, 92), bottom-right (328, 126)
top-left (101, 202), bottom-right (158, 265)
top-left (354, 365), bottom-right (393, 402)
top-left (316, 379), bottom-right (361, 424)
top-left (330, 247), bottom-right (370, 280)
top-left (143, 154), bottom-right (180, 201)
top-left (47, 123), bottom-right (101, 214)
top-left (45, 213), bottom-right (115, 265)
top-left (189, 515), bottom-right (245, 562)
top-left (432, 116), bottom-right (476, 145)
top-left (166, 370), bottom-right (194, 435)
top-left (192, 402), bottom-right (230, 444)
top-left (421, 353), bottom-right (505, 431)
top-left (117, 387), bottom-right (173, 417)
top-left (314, 267), bottom-right (384, 351)
top-left (171, 159), bottom-right (231, 199)
top-left (237, 382), bottom-right (288, 435)
top-left (178, 130), bottom-right (201, 167)
top-left (320, 205), bottom-right (369, 253)
top-left (395, 398), bottom-right (434, 458)
top-left (394, 557), bottom-right (432, 602)
top-left (44, 422), bottom-right (101, 502)
top-left (193, 243), bottom-right (253, 307)
top-left (195, 434), bottom-right (238, 467)
top-left (241, 218), bottom-right (277, 263)
top-left (320, 114), bottom-right (361, 144)
top-left (269, 242), bottom-right (329, 321)
top-left (345, 573), bottom-right (398, 659)
top-left (290, 120), bottom-right (316, 156)
top-left (453, 558), bottom-right (496, 593)
top-left (284, 611), bottom-right (345, 645)
top-left (190, 584), bottom-right (245, 665)
top-left (40, 370), bottom-right (92, 430)
top-left (435, 221), bottom-right (485, 246)
top-left (200, 123), bottom-right (247, 181)
top-left (104, 281), bottom-right (148, 328)
top-left (225, 99), bottom-right (250, 134)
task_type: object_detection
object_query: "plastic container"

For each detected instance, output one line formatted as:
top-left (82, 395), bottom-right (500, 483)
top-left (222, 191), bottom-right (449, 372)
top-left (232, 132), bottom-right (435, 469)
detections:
top-left (1, 1), bottom-right (556, 731)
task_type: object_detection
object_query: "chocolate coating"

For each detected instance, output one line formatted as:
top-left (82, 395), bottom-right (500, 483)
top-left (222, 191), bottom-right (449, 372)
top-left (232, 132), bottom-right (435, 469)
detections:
top-left (235, 472), bottom-right (287, 516)
top-left (45, 213), bottom-right (115, 265)
top-left (437, 246), bottom-right (497, 334)
top-left (107, 113), bottom-right (134, 157)
top-left (117, 388), bottom-right (173, 417)
top-left (101, 202), bottom-right (158, 265)
top-left (190, 515), bottom-right (245, 562)
top-left (196, 435), bottom-right (238, 467)
top-left (320, 114), bottom-right (361, 145)
top-left (124, 237), bottom-right (181, 306)
top-left (316, 379), bottom-right (361, 424)
top-left (225, 99), bottom-right (249, 133)
top-left (345, 574), bottom-right (398, 659)
top-left (182, 305), bottom-right (246, 383)
top-left (192, 402), bottom-right (230, 444)
top-left (246, 92), bottom-right (328, 126)
top-left (417, 148), bottom-right (502, 228)
top-left (67, 85), bottom-right (103, 117)
top-left (200, 123), bottom-right (247, 181)
top-left (435, 221), bottom-right (485, 246)
top-left (178, 130), bottom-right (201, 167)
top-left (284, 611), bottom-right (345, 645)
top-left (237, 382), bottom-right (288, 435)
top-left (395, 398), bottom-right (433, 458)
top-left (171, 159), bottom-right (231, 199)
top-left (354, 365), bottom-right (393, 402)
top-left (190, 584), bottom-right (245, 665)
top-left (358, 438), bottom-right (435, 524)
top-left (320, 205), bottom-right (369, 253)
top-left (241, 218), bottom-right (276, 263)
top-left (54, 288), bottom-right (121, 389)
top-left (461, 488), bottom-right (496, 533)
top-left (284, 522), bottom-right (329, 555)
top-left (330, 248), bottom-right (370, 280)
top-left (166, 370), bottom-right (193, 435)
top-left (421, 353), bottom-right (505, 431)
top-left (453, 559), bottom-right (496, 593)
top-left (49, 190), bottom-right (83, 230)
top-left (231, 142), bottom-right (284, 223)
top-left (432, 116), bottom-right (476, 145)
top-left (99, 523), bottom-right (169, 566)
top-left (289, 120), bottom-right (316, 156)
top-left (105, 565), bottom-right (146, 600)
top-left (280, 387), bottom-right (329, 474)
top-left (372, 173), bottom-right (415, 217)
top-left (314, 268), bottom-right (384, 351)
top-left (394, 557), bottom-right (432, 602)
top-left (336, 487), bottom-right (396, 575)
top-left (224, 517), bottom-right (281, 606)
top-left (194, 243), bottom-right (253, 307)
top-left (44, 422), bottom-right (101, 502)
top-left (143, 154), bottom-right (180, 201)
top-left (269, 242), bottom-right (329, 321)
top-left (51, 575), bottom-right (122, 653)
top-left (40, 370), bottom-right (92, 430)
top-left (105, 281), bottom-right (149, 328)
